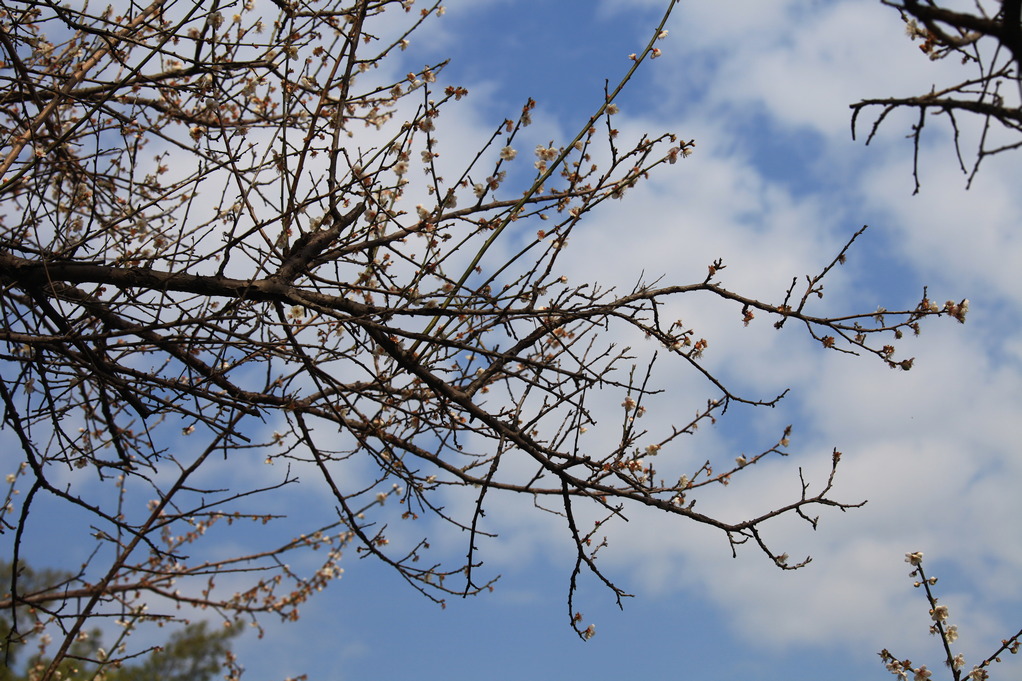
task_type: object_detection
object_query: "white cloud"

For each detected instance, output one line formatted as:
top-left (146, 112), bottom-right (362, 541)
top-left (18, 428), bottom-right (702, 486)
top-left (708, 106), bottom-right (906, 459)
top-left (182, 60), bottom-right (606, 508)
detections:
top-left (860, 149), bottom-right (1022, 309)
top-left (430, 0), bottom-right (1022, 666)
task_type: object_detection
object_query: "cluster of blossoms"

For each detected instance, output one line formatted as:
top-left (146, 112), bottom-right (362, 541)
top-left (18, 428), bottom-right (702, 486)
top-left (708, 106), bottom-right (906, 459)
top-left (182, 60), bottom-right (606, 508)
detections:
top-left (881, 553), bottom-right (1017, 681)
top-left (534, 144), bottom-right (560, 172)
top-left (902, 17), bottom-right (944, 60)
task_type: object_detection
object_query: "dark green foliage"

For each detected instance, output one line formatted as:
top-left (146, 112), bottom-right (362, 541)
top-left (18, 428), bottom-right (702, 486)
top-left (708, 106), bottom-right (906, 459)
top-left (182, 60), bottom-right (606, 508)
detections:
top-left (1, 561), bottom-right (241, 681)
top-left (100, 622), bottom-right (241, 681)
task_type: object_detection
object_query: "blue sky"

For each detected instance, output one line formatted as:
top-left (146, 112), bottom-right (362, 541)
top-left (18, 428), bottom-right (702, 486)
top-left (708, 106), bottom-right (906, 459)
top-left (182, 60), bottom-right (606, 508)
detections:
top-left (235, 1), bottom-right (1022, 679)
top-left (5, 1), bottom-right (1022, 680)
